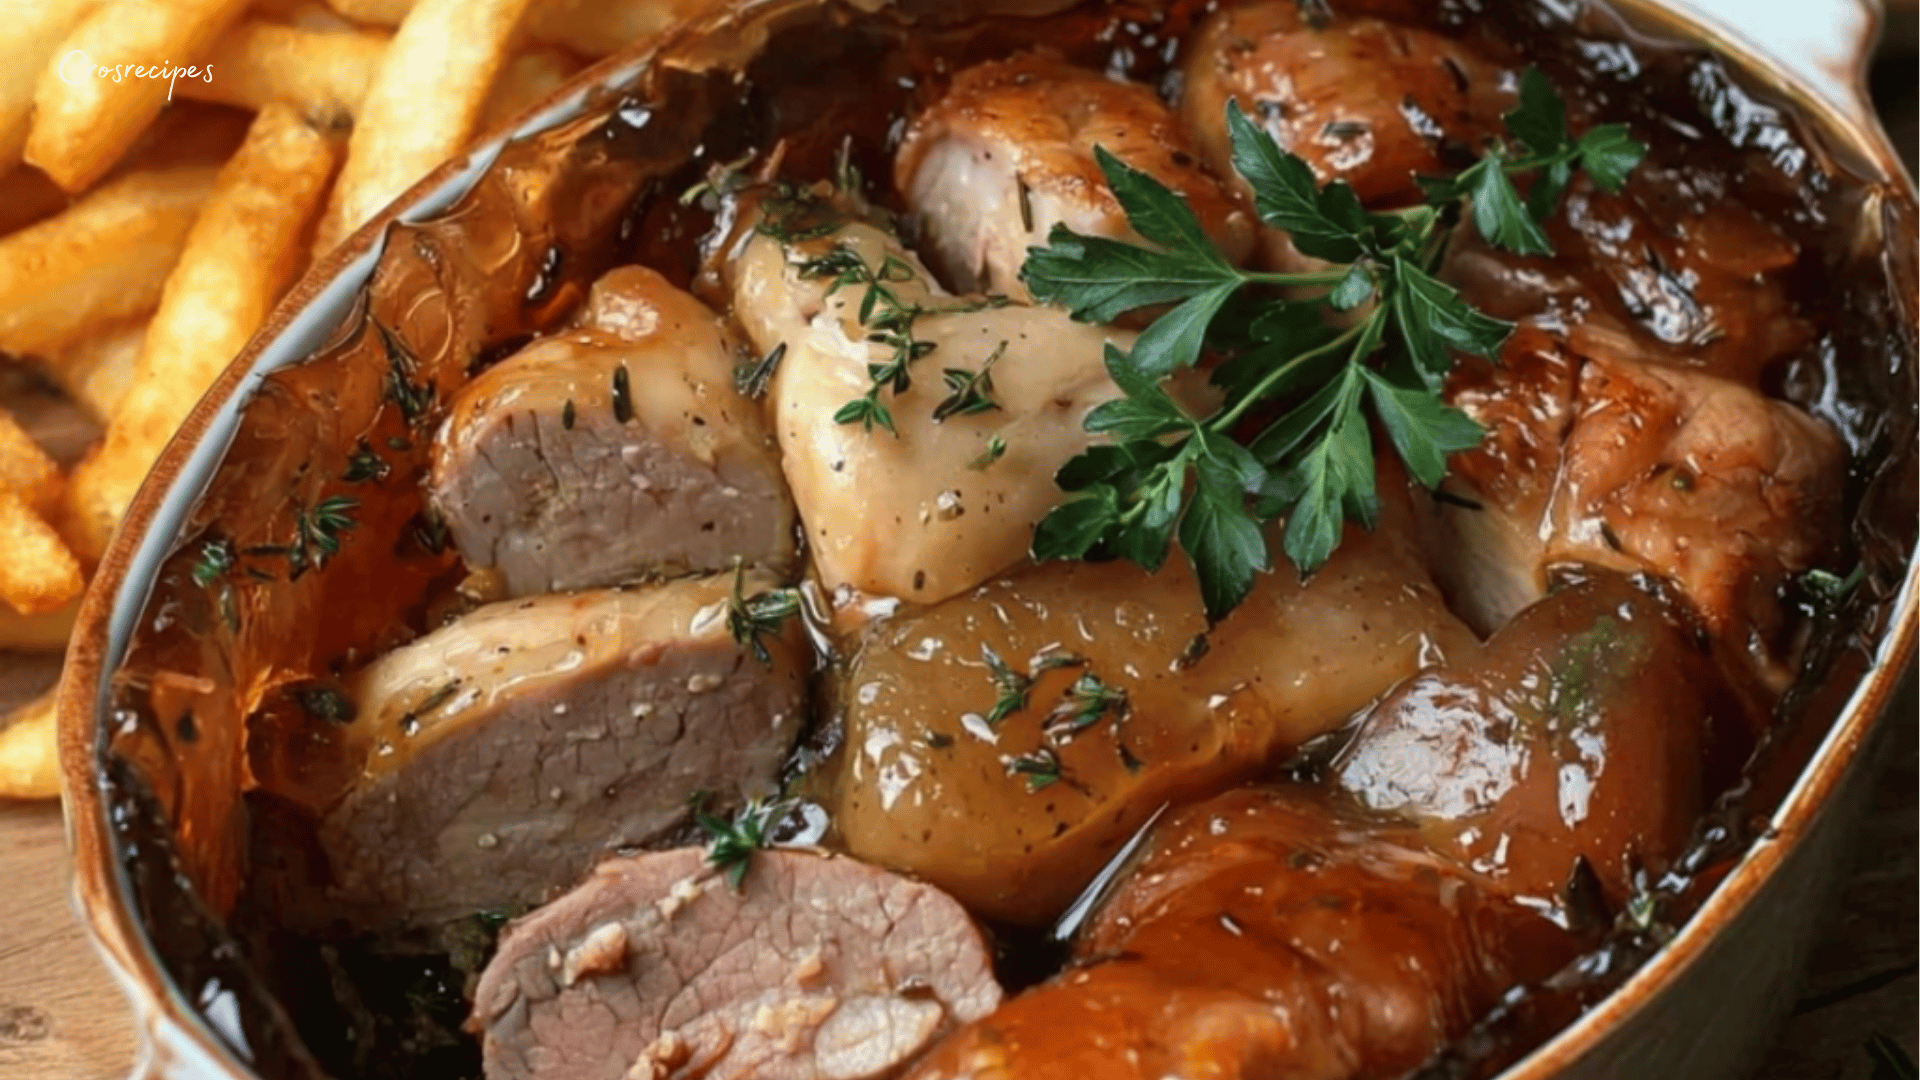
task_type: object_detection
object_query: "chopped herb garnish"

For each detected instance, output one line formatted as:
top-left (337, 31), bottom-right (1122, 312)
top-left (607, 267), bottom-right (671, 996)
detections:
top-left (288, 495), bottom-right (359, 578)
top-left (982, 644), bottom-right (1032, 726)
top-left (968, 434), bottom-right (1008, 471)
top-left (611, 363), bottom-right (634, 424)
top-left (412, 509), bottom-right (450, 556)
top-left (292, 683), bottom-right (356, 725)
top-left (932, 341), bottom-right (1006, 422)
top-left (1117, 741), bottom-right (1145, 774)
top-left (679, 148), bottom-right (757, 207)
top-left (1801, 564), bottom-right (1865, 609)
top-left (799, 245), bottom-right (936, 435)
top-left (1043, 673), bottom-right (1127, 745)
top-left (191, 538), bottom-right (234, 588)
top-left (1021, 69), bottom-right (1645, 620)
top-left (726, 563), bottom-right (803, 663)
top-left (697, 796), bottom-right (793, 889)
top-left (737, 342), bottom-right (786, 400)
top-left (374, 319), bottom-right (434, 424)
top-left (342, 441), bottom-right (389, 484)
top-left (561, 399), bottom-right (576, 430)
top-left (1007, 746), bottom-right (1062, 792)
top-left (757, 183), bottom-right (848, 244)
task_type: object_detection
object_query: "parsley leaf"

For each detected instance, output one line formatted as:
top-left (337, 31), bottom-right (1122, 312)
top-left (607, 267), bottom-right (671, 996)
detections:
top-left (1022, 68), bottom-right (1646, 616)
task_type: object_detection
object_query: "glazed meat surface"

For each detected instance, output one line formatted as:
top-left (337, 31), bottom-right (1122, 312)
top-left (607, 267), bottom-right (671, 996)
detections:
top-left (817, 473), bottom-right (1475, 926)
top-left (474, 847), bottom-right (1002, 1080)
top-left (1334, 571), bottom-right (1749, 906)
top-left (896, 51), bottom-right (1253, 300)
top-left (315, 575), bottom-right (807, 928)
top-left (431, 266), bottom-right (795, 596)
top-left (905, 788), bottom-right (1574, 1080)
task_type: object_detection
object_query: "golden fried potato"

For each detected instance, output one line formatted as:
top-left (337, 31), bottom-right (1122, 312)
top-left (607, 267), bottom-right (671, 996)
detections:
top-left (25, 0), bottom-right (252, 192)
top-left (478, 46), bottom-right (583, 131)
top-left (67, 105), bottom-right (338, 558)
top-left (0, 489), bottom-right (84, 615)
top-left (0, 601), bottom-right (79, 652)
top-left (0, 688), bottom-right (60, 801)
top-left (49, 318), bottom-right (148, 421)
top-left (0, 411), bottom-right (62, 514)
top-left (0, 166), bottom-right (216, 359)
top-left (312, 0), bottom-right (538, 254)
top-left (184, 19), bottom-right (389, 124)
top-left (0, 0), bottom-right (101, 175)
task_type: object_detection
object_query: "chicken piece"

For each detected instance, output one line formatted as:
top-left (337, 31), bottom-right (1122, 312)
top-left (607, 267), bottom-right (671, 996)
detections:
top-left (1179, 2), bottom-right (1512, 268)
top-left (1442, 170), bottom-right (1810, 384)
top-left (474, 847), bottom-right (1001, 1080)
top-left (1428, 326), bottom-right (1844, 685)
top-left (814, 476), bottom-right (1474, 926)
top-left (313, 573), bottom-right (808, 929)
top-left (728, 208), bottom-right (1180, 604)
top-left (430, 266), bottom-right (794, 596)
top-left (1334, 571), bottom-right (1749, 907)
top-left (905, 788), bottom-right (1573, 1080)
top-left (895, 52), bottom-right (1254, 300)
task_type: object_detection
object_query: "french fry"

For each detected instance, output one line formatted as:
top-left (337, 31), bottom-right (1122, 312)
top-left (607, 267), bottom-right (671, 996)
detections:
top-left (0, 166), bottom-right (217, 359)
top-left (313, 0), bottom-right (537, 255)
top-left (49, 317), bottom-right (149, 422)
top-left (67, 105), bottom-right (337, 559)
top-left (479, 46), bottom-right (583, 132)
top-left (0, 0), bottom-right (102, 175)
top-left (25, 0), bottom-right (252, 192)
top-left (322, 0), bottom-right (416, 24)
top-left (0, 411), bottom-right (62, 514)
top-left (183, 20), bottom-right (389, 125)
top-left (523, 0), bottom-right (706, 57)
top-left (0, 599), bottom-right (78, 652)
top-left (250, 0), bottom-right (364, 33)
top-left (0, 688), bottom-right (60, 801)
top-left (0, 488), bottom-right (84, 615)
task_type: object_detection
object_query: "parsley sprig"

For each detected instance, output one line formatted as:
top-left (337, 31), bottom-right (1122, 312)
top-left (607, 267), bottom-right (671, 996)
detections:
top-left (1022, 69), bottom-right (1644, 621)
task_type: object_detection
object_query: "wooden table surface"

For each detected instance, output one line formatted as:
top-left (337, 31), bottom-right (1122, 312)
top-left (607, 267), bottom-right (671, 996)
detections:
top-left (0, 650), bottom-right (1911, 1080)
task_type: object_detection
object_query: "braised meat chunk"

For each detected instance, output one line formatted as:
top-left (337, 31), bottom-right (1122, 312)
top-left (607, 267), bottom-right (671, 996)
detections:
top-left (1334, 571), bottom-right (1749, 906)
top-left (316, 574), bottom-right (808, 929)
top-left (896, 52), bottom-right (1253, 301)
top-left (817, 474), bottom-right (1474, 926)
top-left (906, 788), bottom-right (1574, 1080)
top-left (474, 847), bottom-right (1002, 1080)
top-left (431, 265), bottom-right (796, 596)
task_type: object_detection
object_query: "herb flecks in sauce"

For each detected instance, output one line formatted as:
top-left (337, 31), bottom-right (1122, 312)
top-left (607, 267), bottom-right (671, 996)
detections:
top-left (696, 796), bottom-right (793, 890)
top-left (725, 564), bottom-right (803, 664)
top-left (1022, 68), bottom-right (1647, 621)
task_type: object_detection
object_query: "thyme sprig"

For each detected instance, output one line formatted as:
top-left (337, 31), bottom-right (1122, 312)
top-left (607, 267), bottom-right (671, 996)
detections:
top-left (288, 495), bottom-right (359, 579)
top-left (725, 564), bottom-right (803, 664)
top-left (696, 796), bottom-right (793, 890)
top-left (932, 340), bottom-right (1006, 422)
top-left (1022, 68), bottom-right (1646, 621)
top-left (799, 246), bottom-right (935, 435)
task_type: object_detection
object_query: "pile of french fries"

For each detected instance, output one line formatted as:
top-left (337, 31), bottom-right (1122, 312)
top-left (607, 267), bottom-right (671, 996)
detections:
top-left (0, 0), bottom-right (717, 799)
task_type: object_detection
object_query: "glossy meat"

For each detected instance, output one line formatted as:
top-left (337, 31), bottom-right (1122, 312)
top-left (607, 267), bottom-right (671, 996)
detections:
top-left (1443, 169), bottom-right (1809, 384)
top-left (1427, 324), bottom-right (1845, 683)
top-left (474, 847), bottom-right (1001, 1080)
top-left (895, 52), bottom-right (1253, 300)
top-left (906, 788), bottom-right (1571, 1080)
top-left (816, 478), bottom-right (1474, 926)
top-left (728, 210), bottom-right (1158, 604)
top-left (315, 575), bottom-right (807, 928)
top-left (1334, 572), bottom-right (1746, 907)
top-left (1179, 1), bottom-right (1511, 267)
top-left (430, 266), bottom-right (795, 596)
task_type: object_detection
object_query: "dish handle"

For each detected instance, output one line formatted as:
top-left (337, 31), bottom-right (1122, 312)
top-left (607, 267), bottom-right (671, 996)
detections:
top-left (1665, 0), bottom-right (1884, 130)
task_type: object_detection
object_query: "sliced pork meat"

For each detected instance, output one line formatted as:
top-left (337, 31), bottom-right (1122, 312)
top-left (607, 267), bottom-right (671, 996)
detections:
top-left (905, 788), bottom-right (1573, 1080)
top-left (895, 52), bottom-right (1253, 300)
top-left (1335, 570), bottom-right (1749, 907)
top-left (316, 574), bottom-right (808, 929)
top-left (1428, 325), bottom-right (1845, 685)
top-left (1179, 1), bottom-right (1512, 268)
top-left (727, 208), bottom-right (1216, 604)
top-left (473, 847), bottom-right (1002, 1080)
top-left (431, 265), bottom-right (795, 597)
top-left (815, 471), bottom-right (1474, 926)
